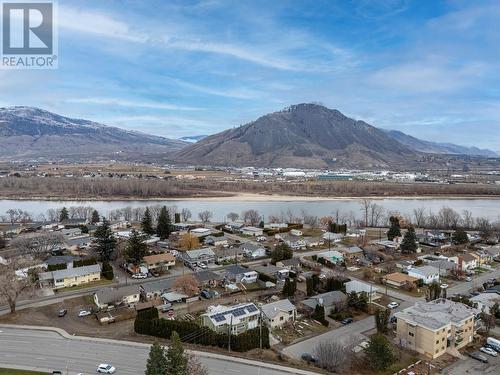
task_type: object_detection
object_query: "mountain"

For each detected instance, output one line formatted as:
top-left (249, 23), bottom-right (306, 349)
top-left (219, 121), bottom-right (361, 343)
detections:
top-left (179, 135), bottom-right (208, 143)
top-left (384, 129), bottom-right (497, 157)
top-left (176, 103), bottom-right (421, 169)
top-left (0, 106), bottom-right (188, 162)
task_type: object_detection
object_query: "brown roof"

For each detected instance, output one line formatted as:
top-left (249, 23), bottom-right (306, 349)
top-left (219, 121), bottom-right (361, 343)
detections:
top-left (143, 253), bottom-right (175, 265)
top-left (384, 272), bottom-right (419, 284)
top-left (460, 253), bottom-right (477, 262)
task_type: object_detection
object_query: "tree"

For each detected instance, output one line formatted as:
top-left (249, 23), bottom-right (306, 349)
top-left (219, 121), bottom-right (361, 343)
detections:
top-left (142, 207), bottom-right (155, 235)
top-left (91, 209), bottom-right (100, 224)
top-left (0, 258), bottom-right (37, 313)
top-left (312, 304), bottom-right (328, 326)
top-left (227, 212), bottom-right (239, 222)
top-left (173, 275), bottom-right (199, 296)
top-left (490, 302), bottom-right (500, 319)
top-left (198, 210), bottom-right (213, 223)
top-left (365, 334), bottom-right (395, 371)
top-left (11, 232), bottom-right (63, 257)
top-left (270, 243), bottom-right (292, 264)
top-left (178, 233), bottom-right (200, 251)
top-left (94, 219), bottom-right (117, 262)
top-left (306, 277), bottom-right (315, 296)
top-left (426, 281), bottom-right (442, 301)
top-left (145, 341), bottom-right (167, 375)
top-left (480, 311), bottom-right (495, 334)
top-left (314, 340), bottom-right (350, 373)
top-left (156, 206), bottom-right (173, 240)
top-left (452, 228), bottom-right (469, 245)
top-left (181, 208), bottom-right (192, 222)
top-left (400, 226), bottom-right (418, 253)
top-left (282, 278), bottom-right (296, 297)
top-left (186, 354), bottom-right (209, 375)
top-left (387, 216), bottom-right (402, 241)
top-left (59, 207), bottom-right (69, 222)
top-left (101, 261), bottom-right (114, 280)
top-left (125, 230), bottom-right (148, 265)
top-left (0, 235), bottom-right (5, 249)
top-left (375, 309), bottom-right (390, 335)
top-left (242, 209), bottom-right (260, 226)
top-left (165, 332), bottom-right (188, 375)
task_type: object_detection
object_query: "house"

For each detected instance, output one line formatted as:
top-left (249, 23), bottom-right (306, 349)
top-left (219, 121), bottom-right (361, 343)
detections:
top-left (264, 223), bottom-right (288, 230)
top-left (252, 264), bottom-right (289, 282)
top-left (224, 264), bottom-right (250, 282)
top-left (346, 228), bottom-right (366, 238)
top-left (201, 303), bottom-right (260, 334)
top-left (204, 235), bottom-right (229, 247)
top-left (322, 232), bottom-right (343, 242)
top-left (190, 227), bottom-right (212, 237)
top-left (470, 293), bottom-right (500, 314)
top-left (142, 253), bottom-right (175, 272)
top-left (261, 299), bottom-right (296, 328)
top-left (374, 240), bottom-right (400, 251)
top-left (396, 260), bottom-right (414, 271)
top-left (61, 228), bottom-right (82, 238)
top-left (94, 285), bottom-right (140, 310)
top-left (302, 291), bottom-right (347, 315)
top-left (395, 299), bottom-right (477, 359)
top-left (304, 237), bottom-right (324, 248)
top-left (408, 266), bottom-right (440, 285)
top-left (383, 273), bottom-right (419, 289)
top-left (213, 246), bottom-right (245, 263)
top-left (275, 258), bottom-right (301, 271)
top-left (471, 251), bottom-right (492, 265)
top-left (45, 255), bottom-right (80, 269)
top-left (276, 233), bottom-right (306, 250)
top-left (317, 250), bottom-right (344, 265)
top-left (290, 229), bottom-right (303, 236)
top-left (458, 253), bottom-right (478, 271)
top-left (241, 243), bottom-right (266, 259)
top-left (0, 224), bottom-right (22, 236)
top-left (66, 236), bottom-right (93, 251)
top-left (340, 246), bottom-right (364, 260)
top-left (195, 270), bottom-right (225, 287)
top-left (345, 280), bottom-right (379, 301)
top-left (427, 260), bottom-right (457, 276)
top-left (181, 248), bottom-right (216, 268)
top-left (38, 264), bottom-right (101, 289)
top-left (240, 226), bottom-right (264, 236)
top-left (140, 278), bottom-right (175, 300)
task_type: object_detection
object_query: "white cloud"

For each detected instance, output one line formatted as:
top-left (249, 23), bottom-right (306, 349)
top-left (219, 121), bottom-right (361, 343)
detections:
top-left (64, 97), bottom-right (201, 111)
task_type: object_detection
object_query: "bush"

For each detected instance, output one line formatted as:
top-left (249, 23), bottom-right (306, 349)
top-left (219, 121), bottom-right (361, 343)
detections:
top-left (47, 263), bottom-right (67, 271)
top-left (329, 311), bottom-right (352, 321)
top-left (73, 257), bottom-right (98, 268)
top-left (134, 308), bottom-right (269, 352)
top-left (101, 261), bottom-right (114, 280)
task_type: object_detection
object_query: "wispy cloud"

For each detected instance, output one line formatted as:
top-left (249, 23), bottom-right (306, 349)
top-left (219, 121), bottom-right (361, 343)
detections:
top-left (65, 97), bottom-right (201, 111)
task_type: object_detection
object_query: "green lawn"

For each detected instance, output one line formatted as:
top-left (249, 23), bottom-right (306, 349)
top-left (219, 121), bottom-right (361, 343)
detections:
top-left (0, 369), bottom-right (49, 375)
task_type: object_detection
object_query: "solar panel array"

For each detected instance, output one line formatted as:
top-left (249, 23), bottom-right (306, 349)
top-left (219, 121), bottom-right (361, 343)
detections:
top-left (209, 303), bottom-right (259, 324)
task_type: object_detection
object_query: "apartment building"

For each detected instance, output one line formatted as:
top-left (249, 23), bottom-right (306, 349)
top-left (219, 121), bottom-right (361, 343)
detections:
top-left (395, 299), bottom-right (476, 359)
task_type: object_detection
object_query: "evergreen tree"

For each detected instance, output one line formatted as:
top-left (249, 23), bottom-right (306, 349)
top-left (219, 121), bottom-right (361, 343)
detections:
top-left (387, 216), bottom-right (402, 241)
top-left (125, 230), bottom-right (148, 265)
top-left (145, 341), bottom-right (167, 375)
top-left (0, 235), bottom-right (5, 249)
top-left (94, 219), bottom-right (117, 262)
top-left (91, 209), bottom-right (100, 224)
top-left (142, 207), bottom-right (155, 235)
top-left (174, 212), bottom-right (181, 224)
top-left (375, 309), bottom-right (390, 334)
top-left (365, 334), bottom-right (395, 371)
top-left (426, 281), bottom-right (442, 301)
top-left (101, 261), bottom-right (114, 280)
top-left (452, 228), bottom-right (469, 244)
top-left (59, 207), bottom-right (69, 222)
top-left (282, 278), bottom-right (296, 297)
top-left (312, 304), bottom-right (327, 325)
top-left (165, 331), bottom-right (188, 375)
top-left (306, 277), bottom-right (314, 296)
top-left (156, 206), bottom-right (172, 240)
top-left (400, 226), bottom-right (418, 253)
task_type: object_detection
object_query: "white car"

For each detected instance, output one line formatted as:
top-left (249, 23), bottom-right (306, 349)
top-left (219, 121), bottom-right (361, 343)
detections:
top-left (197, 262), bottom-right (208, 269)
top-left (480, 347), bottom-right (498, 357)
top-left (440, 284), bottom-right (449, 289)
top-left (465, 276), bottom-right (472, 282)
top-left (97, 364), bottom-right (116, 373)
top-left (132, 273), bottom-right (147, 279)
top-left (387, 302), bottom-right (399, 309)
top-left (78, 310), bottom-right (91, 317)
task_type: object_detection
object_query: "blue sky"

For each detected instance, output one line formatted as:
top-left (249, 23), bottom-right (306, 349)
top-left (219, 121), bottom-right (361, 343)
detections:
top-left (1, 0), bottom-right (499, 150)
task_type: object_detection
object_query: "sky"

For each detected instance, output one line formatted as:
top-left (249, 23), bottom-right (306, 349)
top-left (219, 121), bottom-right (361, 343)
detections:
top-left (1, 0), bottom-right (499, 150)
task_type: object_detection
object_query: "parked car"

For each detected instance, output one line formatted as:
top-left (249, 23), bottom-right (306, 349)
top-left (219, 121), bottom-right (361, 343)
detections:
top-left (200, 289), bottom-right (211, 299)
top-left (390, 316), bottom-right (397, 324)
top-left (58, 309), bottom-right (67, 317)
top-left (301, 353), bottom-right (317, 363)
top-left (197, 262), bottom-right (208, 269)
top-left (465, 276), bottom-right (472, 282)
top-left (468, 351), bottom-right (489, 363)
top-left (132, 273), bottom-right (147, 279)
top-left (158, 303), bottom-right (173, 313)
top-left (341, 317), bottom-right (353, 325)
top-left (97, 364), bottom-right (116, 373)
top-left (387, 302), bottom-right (399, 309)
top-left (52, 371), bottom-right (62, 375)
top-left (440, 283), bottom-right (449, 289)
top-left (78, 310), bottom-right (91, 317)
top-left (480, 346), bottom-right (498, 357)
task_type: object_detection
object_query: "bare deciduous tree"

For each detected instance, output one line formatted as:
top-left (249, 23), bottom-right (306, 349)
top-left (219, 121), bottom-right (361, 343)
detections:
top-left (173, 275), bottom-right (199, 297)
top-left (360, 199), bottom-right (373, 227)
top-left (11, 232), bottom-right (64, 256)
top-left (198, 210), bottom-right (213, 223)
top-left (242, 209), bottom-right (260, 225)
top-left (0, 258), bottom-right (38, 313)
top-left (314, 340), bottom-right (351, 373)
top-left (186, 354), bottom-right (209, 375)
top-left (181, 208), bottom-right (192, 222)
top-left (412, 207), bottom-right (427, 228)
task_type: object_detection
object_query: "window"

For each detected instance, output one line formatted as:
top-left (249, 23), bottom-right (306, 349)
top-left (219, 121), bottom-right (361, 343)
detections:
top-left (436, 340), bottom-right (439, 344)
top-left (409, 332), bottom-right (414, 337)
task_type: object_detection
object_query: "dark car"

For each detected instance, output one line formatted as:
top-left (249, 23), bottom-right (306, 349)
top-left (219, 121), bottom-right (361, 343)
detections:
top-left (301, 353), bottom-right (317, 363)
top-left (52, 371), bottom-right (62, 375)
top-left (58, 309), bottom-right (67, 317)
top-left (341, 317), bottom-right (353, 325)
top-left (390, 316), bottom-right (397, 324)
top-left (200, 290), bottom-right (212, 299)
top-left (468, 351), bottom-right (488, 363)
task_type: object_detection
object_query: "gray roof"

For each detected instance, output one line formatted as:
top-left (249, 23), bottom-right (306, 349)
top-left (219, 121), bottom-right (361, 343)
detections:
top-left (345, 246), bottom-right (363, 254)
top-left (302, 291), bottom-right (347, 310)
top-left (395, 299), bottom-right (476, 331)
top-left (184, 248), bottom-right (215, 260)
top-left (261, 299), bottom-right (296, 319)
top-left (428, 260), bottom-right (457, 271)
top-left (140, 278), bottom-right (175, 294)
top-left (195, 270), bottom-right (224, 283)
top-left (95, 285), bottom-right (140, 304)
top-left (40, 264), bottom-right (101, 280)
top-left (241, 243), bottom-right (265, 252)
top-left (45, 255), bottom-right (80, 266)
top-left (66, 236), bottom-right (93, 247)
top-left (225, 264), bottom-right (249, 276)
top-left (410, 265), bottom-right (440, 277)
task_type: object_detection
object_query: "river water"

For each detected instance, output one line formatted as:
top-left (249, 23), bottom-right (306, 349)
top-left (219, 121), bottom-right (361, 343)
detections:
top-left (1, 198), bottom-right (499, 222)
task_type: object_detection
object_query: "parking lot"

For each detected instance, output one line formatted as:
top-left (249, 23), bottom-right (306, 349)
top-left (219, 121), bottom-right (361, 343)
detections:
top-left (443, 353), bottom-right (499, 374)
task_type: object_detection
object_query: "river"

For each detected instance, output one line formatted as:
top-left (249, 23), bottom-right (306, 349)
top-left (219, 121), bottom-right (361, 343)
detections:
top-left (0, 197), bottom-right (499, 222)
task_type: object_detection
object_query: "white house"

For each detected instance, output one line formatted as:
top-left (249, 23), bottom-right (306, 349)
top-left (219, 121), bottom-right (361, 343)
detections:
top-left (322, 232), bottom-right (343, 242)
top-left (240, 226), bottom-right (264, 236)
top-left (261, 299), bottom-right (296, 328)
top-left (408, 266), bottom-right (440, 284)
top-left (201, 303), bottom-right (260, 335)
top-left (345, 280), bottom-right (379, 301)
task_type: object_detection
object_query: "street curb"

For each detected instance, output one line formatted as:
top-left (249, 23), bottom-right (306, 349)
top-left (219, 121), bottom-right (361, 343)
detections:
top-left (0, 324), bottom-right (320, 375)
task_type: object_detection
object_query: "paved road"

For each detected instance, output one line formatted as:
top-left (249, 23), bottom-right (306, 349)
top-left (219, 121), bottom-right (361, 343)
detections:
top-left (0, 327), bottom-right (317, 375)
top-left (283, 268), bottom-right (500, 360)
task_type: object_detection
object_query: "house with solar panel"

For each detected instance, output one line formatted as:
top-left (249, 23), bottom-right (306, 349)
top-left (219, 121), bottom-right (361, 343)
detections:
top-left (201, 303), bottom-right (260, 335)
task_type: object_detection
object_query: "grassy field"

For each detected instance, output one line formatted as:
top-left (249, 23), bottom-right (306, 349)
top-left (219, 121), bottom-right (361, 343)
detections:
top-left (0, 369), bottom-right (49, 375)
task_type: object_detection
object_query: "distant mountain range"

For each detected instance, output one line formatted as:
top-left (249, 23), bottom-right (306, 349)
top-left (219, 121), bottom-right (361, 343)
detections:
top-left (0, 105), bottom-right (496, 167)
top-left (0, 106), bottom-right (187, 162)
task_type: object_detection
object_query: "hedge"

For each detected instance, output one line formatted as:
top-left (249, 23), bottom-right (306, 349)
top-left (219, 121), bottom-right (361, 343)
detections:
top-left (47, 263), bottom-right (67, 271)
top-left (134, 308), bottom-right (269, 352)
top-left (73, 257), bottom-right (97, 268)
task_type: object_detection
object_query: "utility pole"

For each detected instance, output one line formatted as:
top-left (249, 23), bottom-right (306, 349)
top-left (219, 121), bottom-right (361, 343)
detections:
top-left (259, 310), bottom-right (263, 350)
top-left (228, 315), bottom-right (233, 352)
